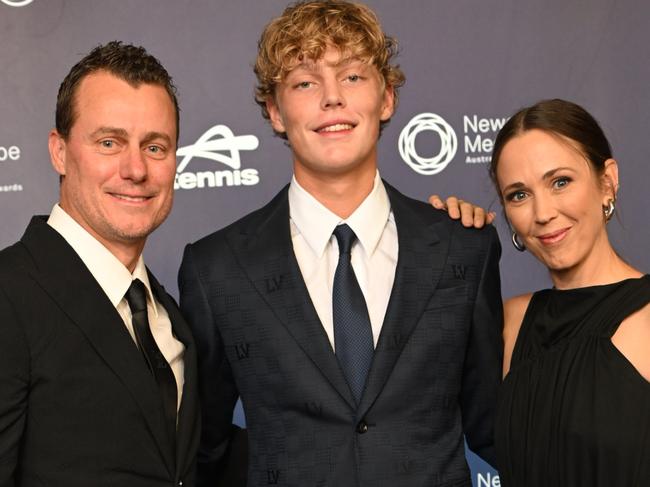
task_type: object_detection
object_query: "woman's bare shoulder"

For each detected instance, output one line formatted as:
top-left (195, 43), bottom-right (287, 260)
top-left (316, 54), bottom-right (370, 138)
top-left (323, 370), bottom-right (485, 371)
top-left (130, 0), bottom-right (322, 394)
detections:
top-left (504, 294), bottom-right (533, 328)
top-left (502, 293), bottom-right (533, 377)
top-left (612, 300), bottom-right (650, 382)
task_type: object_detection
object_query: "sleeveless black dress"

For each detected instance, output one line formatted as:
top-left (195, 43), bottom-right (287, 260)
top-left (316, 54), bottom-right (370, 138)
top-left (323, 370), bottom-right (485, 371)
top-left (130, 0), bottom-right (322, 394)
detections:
top-left (495, 276), bottom-right (650, 486)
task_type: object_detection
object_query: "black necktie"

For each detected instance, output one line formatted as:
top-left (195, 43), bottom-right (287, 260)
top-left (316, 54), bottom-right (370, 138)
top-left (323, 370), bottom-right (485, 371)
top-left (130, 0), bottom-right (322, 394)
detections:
top-left (332, 224), bottom-right (374, 404)
top-left (125, 279), bottom-right (177, 439)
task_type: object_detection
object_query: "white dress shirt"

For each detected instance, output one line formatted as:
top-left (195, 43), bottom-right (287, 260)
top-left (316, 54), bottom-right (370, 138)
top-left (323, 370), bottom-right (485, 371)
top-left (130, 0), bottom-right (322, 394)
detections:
top-left (289, 172), bottom-right (398, 349)
top-left (47, 204), bottom-right (184, 410)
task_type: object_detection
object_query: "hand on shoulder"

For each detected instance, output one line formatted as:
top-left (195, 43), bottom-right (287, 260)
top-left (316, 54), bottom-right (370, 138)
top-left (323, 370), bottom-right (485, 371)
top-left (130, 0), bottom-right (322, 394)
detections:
top-left (428, 194), bottom-right (496, 228)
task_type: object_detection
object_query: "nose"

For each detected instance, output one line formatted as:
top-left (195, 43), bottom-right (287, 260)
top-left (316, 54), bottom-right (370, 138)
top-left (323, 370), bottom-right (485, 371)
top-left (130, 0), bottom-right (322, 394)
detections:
top-left (120, 147), bottom-right (147, 183)
top-left (320, 77), bottom-right (345, 110)
top-left (533, 192), bottom-right (558, 224)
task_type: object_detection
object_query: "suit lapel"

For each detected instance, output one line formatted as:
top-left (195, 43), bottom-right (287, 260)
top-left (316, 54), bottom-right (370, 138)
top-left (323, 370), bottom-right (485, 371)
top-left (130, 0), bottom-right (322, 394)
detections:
top-left (148, 272), bottom-right (200, 477)
top-left (358, 185), bottom-right (450, 416)
top-left (21, 217), bottom-right (175, 473)
top-left (227, 188), bottom-right (356, 408)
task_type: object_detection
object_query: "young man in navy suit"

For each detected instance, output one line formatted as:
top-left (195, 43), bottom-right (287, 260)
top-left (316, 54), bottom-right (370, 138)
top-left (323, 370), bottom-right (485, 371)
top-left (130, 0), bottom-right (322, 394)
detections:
top-left (180, 2), bottom-right (503, 486)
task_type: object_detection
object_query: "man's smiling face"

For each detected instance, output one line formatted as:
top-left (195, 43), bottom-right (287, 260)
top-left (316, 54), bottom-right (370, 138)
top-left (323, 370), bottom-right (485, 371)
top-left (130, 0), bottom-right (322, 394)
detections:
top-left (49, 70), bottom-right (177, 256)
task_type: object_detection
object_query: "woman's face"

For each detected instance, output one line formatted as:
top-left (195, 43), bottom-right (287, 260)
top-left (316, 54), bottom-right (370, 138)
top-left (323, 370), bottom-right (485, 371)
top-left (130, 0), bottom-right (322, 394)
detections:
top-left (496, 129), bottom-right (617, 277)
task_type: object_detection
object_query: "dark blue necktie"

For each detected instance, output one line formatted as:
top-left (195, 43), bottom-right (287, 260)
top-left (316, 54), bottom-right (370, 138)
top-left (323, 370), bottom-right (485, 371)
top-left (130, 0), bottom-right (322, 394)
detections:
top-left (125, 279), bottom-right (177, 440)
top-left (332, 224), bottom-right (374, 404)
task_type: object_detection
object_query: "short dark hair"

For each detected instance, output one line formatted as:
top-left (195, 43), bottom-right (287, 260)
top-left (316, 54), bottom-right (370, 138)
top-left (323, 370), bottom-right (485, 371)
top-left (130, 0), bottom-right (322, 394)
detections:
top-left (55, 40), bottom-right (179, 141)
top-left (490, 98), bottom-right (613, 198)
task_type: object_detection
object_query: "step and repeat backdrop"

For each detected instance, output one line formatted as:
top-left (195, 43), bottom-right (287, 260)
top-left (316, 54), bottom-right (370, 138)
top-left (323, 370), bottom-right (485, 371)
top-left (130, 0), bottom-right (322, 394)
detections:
top-left (2, 0), bottom-right (648, 484)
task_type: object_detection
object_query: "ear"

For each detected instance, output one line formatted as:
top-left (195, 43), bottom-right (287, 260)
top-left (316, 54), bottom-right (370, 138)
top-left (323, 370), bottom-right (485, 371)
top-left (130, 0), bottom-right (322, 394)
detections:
top-left (601, 158), bottom-right (619, 203)
top-left (48, 129), bottom-right (67, 176)
top-left (266, 96), bottom-right (286, 134)
top-left (380, 85), bottom-right (395, 121)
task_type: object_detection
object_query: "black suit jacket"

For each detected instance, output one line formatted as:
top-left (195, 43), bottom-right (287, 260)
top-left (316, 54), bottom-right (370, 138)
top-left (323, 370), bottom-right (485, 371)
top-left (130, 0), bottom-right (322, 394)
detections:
top-left (0, 216), bottom-right (200, 487)
top-left (179, 183), bottom-right (503, 487)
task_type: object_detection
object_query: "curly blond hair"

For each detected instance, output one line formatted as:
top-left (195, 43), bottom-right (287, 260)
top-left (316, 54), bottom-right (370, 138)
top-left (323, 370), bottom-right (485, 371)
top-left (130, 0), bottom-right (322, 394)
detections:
top-left (254, 0), bottom-right (405, 133)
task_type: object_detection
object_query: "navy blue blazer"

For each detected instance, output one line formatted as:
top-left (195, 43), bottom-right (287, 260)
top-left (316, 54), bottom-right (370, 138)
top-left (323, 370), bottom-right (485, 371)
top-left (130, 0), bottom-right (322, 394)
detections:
top-left (179, 182), bottom-right (503, 487)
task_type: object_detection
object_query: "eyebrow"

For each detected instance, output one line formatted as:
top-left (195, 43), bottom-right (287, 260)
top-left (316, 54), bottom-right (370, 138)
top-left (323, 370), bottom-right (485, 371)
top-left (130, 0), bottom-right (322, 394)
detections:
top-left (501, 166), bottom-right (575, 193)
top-left (90, 127), bottom-right (129, 139)
top-left (89, 127), bottom-right (172, 146)
top-left (141, 131), bottom-right (173, 147)
top-left (293, 56), bottom-right (365, 72)
top-left (541, 166), bottom-right (574, 179)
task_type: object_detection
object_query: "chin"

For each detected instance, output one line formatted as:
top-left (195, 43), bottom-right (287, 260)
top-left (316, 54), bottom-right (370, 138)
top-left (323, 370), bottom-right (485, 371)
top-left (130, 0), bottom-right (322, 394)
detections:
top-left (544, 258), bottom-right (577, 274)
top-left (109, 222), bottom-right (159, 242)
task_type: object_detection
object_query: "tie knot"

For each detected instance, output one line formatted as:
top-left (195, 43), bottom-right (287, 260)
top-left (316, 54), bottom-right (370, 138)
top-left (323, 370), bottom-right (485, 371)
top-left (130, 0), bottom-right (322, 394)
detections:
top-left (333, 224), bottom-right (357, 255)
top-left (125, 279), bottom-right (148, 314)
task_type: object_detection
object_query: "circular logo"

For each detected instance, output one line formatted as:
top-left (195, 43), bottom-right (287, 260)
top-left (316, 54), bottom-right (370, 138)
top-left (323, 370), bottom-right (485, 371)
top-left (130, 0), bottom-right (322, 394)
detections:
top-left (399, 112), bottom-right (457, 176)
top-left (1, 0), bottom-right (34, 6)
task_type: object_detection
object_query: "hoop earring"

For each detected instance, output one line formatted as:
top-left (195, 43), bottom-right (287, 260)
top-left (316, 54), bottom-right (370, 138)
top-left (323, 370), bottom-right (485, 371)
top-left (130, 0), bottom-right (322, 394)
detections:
top-left (511, 232), bottom-right (526, 252)
top-left (603, 199), bottom-right (615, 221)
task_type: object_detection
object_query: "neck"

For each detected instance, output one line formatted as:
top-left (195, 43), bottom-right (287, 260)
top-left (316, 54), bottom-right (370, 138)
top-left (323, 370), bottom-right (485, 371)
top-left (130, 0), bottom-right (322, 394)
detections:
top-left (550, 233), bottom-right (641, 289)
top-left (57, 201), bottom-right (145, 273)
top-left (107, 242), bottom-right (144, 273)
top-left (87, 232), bottom-right (144, 273)
top-left (294, 164), bottom-right (376, 219)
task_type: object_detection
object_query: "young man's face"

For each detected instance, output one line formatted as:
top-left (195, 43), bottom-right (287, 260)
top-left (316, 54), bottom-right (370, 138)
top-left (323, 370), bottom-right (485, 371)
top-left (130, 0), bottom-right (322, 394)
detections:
top-left (267, 46), bottom-right (394, 181)
top-left (48, 71), bottom-right (177, 259)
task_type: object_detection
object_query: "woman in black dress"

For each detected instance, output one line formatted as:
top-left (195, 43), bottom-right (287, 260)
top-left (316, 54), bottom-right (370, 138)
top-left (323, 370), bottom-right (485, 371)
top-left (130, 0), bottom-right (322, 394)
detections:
top-left (490, 99), bottom-right (650, 485)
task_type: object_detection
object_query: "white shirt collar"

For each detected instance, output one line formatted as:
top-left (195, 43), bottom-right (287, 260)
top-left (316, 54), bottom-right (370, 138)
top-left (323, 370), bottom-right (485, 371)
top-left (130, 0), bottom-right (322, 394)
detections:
top-left (47, 204), bottom-right (157, 314)
top-left (288, 171), bottom-right (391, 258)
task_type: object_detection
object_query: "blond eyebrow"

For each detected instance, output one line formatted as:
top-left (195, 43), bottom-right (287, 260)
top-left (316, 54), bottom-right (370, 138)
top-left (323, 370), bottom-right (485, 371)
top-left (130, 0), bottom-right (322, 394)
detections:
top-left (326, 56), bottom-right (364, 68)
top-left (293, 55), bottom-right (365, 72)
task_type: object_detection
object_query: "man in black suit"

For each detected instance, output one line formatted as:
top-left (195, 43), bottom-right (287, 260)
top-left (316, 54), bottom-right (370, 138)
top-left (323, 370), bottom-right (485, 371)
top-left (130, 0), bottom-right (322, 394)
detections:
top-left (179, 1), bottom-right (503, 486)
top-left (0, 41), bottom-right (199, 486)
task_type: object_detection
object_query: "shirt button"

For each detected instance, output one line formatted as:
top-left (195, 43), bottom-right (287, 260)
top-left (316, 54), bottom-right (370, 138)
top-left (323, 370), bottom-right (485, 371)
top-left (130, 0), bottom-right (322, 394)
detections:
top-left (357, 421), bottom-right (369, 434)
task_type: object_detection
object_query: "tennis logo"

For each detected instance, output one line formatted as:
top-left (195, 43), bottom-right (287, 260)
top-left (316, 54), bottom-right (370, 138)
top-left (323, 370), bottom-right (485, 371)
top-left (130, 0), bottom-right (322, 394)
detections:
top-left (175, 124), bottom-right (260, 190)
top-left (399, 113), bottom-right (457, 176)
top-left (1, 0), bottom-right (34, 6)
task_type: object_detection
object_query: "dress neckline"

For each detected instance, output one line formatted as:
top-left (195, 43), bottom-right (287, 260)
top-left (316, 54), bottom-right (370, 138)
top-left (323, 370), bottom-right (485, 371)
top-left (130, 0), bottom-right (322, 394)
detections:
top-left (548, 274), bottom-right (649, 294)
top-left (517, 274), bottom-right (650, 352)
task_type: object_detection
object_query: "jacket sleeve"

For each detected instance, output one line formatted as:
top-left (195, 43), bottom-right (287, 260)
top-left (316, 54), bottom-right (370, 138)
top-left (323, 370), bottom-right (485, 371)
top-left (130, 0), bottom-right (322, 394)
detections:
top-left (178, 243), bottom-right (245, 487)
top-left (460, 226), bottom-right (503, 468)
top-left (0, 285), bottom-right (29, 487)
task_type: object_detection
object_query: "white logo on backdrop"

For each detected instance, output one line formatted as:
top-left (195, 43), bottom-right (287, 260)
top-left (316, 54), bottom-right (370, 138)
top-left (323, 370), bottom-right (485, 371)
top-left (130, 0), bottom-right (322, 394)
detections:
top-left (0, 145), bottom-right (21, 162)
top-left (0, 144), bottom-right (23, 192)
top-left (175, 124), bottom-right (261, 190)
top-left (176, 124), bottom-right (259, 172)
top-left (1, 0), bottom-right (34, 7)
top-left (399, 113), bottom-right (457, 175)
